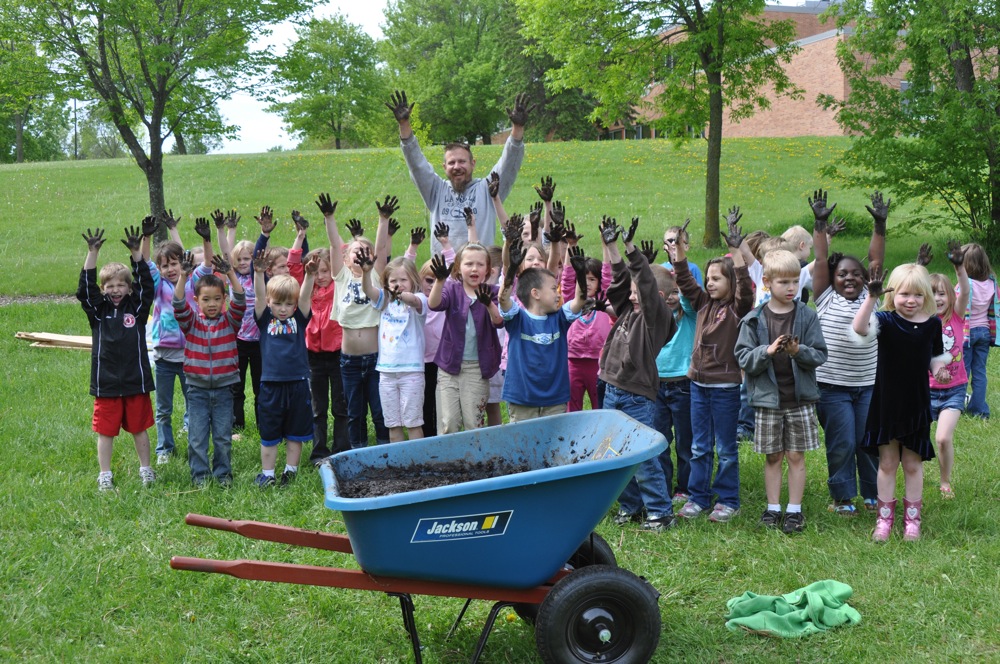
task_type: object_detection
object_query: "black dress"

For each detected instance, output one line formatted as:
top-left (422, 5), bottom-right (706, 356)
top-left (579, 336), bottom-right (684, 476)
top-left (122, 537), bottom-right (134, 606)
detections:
top-left (862, 311), bottom-right (943, 460)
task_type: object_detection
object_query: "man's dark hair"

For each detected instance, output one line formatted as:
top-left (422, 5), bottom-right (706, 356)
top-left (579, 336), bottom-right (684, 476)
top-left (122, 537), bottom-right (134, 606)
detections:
top-left (443, 141), bottom-right (473, 160)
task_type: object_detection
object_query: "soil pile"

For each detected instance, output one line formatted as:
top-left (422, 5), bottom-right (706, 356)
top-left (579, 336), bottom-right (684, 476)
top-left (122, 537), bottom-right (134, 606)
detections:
top-left (337, 458), bottom-right (535, 498)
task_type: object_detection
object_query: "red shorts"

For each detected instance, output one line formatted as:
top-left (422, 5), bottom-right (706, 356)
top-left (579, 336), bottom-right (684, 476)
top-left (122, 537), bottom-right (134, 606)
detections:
top-left (92, 394), bottom-right (154, 437)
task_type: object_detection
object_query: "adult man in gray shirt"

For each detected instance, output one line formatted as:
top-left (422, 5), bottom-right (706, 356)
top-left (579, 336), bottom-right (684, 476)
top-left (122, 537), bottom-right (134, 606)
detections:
top-left (386, 90), bottom-right (532, 252)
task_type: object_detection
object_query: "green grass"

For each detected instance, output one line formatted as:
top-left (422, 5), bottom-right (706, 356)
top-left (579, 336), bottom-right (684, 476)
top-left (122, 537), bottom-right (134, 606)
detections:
top-left (2, 139), bottom-right (998, 662)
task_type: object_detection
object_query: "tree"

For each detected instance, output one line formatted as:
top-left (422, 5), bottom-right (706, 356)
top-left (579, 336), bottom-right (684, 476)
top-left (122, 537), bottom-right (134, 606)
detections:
top-left (382, 0), bottom-right (526, 145)
top-left (516, 0), bottom-right (800, 246)
top-left (820, 0), bottom-right (1000, 250)
top-left (269, 15), bottom-right (388, 150)
top-left (0, 97), bottom-right (69, 163)
top-left (25, 0), bottom-right (315, 235)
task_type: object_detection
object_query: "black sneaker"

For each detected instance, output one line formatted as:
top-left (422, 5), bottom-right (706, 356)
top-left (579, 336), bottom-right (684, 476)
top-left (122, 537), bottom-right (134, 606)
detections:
top-left (642, 514), bottom-right (676, 532)
top-left (279, 470), bottom-right (297, 487)
top-left (759, 509), bottom-right (783, 529)
top-left (254, 472), bottom-right (276, 488)
top-left (612, 509), bottom-right (645, 526)
top-left (782, 511), bottom-right (805, 534)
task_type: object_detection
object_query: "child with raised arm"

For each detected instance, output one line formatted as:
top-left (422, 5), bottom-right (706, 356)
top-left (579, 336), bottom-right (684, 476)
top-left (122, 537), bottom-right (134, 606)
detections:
top-left (811, 189), bottom-right (886, 514)
top-left (253, 250), bottom-right (318, 487)
top-left (287, 211), bottom-right (349, 462)
top-left (78, 226), bottom-right (157, 491)
top-left (497, 240), bottom-right (588, 421)
top-left (960, 242), bottom-right (998, 419)
top-left (736, 250), bottom-right (827, 533)
top-left (675, 210), bottom-right (754, 523)
top-left (853, 263), bottom-right (947, 540)
top-left (173, 251), bottom-right (246, 486)
top-left (929, 242), bottom-right (970, 498)
top-left (597, 216), bottom-right (678, 532)
top-left (427, 242), bottom-right (503, 433)
top-left (320, 193), bottom-right (392, 448)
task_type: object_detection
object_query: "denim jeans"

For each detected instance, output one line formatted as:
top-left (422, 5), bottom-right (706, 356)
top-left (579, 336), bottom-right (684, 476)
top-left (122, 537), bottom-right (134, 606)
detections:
top-left (737, 380), bottom-right (755, 438)
top-left (309, 350), bottom-right (349, 460)
top-left (605, 384), bottom-right (672, 518)
top-left (964, 327), bottom-right (992, 418)
top-left (155, 359), bottom-right (188, 456)
top-left (186, 385), bottom-right (233, 484)
top-left (688, 383), bottom-right (741, 510)
top-left (652, 378), bottom-right (693, 496)
top-left (340, 352), bottom-right (389, 449)
top-left (816, 383), bottom-right (877, 502)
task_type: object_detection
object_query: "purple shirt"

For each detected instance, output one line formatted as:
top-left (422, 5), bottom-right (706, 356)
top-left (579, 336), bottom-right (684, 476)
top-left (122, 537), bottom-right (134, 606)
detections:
top-left (429, 279), bottom-right (502, 378)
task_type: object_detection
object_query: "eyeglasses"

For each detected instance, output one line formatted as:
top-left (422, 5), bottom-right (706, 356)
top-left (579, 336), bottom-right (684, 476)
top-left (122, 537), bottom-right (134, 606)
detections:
top-left (664, 238), bottom-right (678, 245)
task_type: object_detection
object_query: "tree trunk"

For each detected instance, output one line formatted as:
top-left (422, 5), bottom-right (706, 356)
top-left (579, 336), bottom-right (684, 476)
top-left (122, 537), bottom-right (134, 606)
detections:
top-left (335, 136), bottom-right (341, 150)
top-left (174, 129), bottom-right (187, 155)
top-left (703, 71), bottom-right (723, 248)
top-left (14, 112), bottom-right (24, 163)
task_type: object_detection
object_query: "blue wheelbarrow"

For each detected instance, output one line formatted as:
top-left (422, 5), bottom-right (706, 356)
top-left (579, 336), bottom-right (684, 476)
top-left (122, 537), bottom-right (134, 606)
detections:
top-left (171, 410), bottom-right (667, 663)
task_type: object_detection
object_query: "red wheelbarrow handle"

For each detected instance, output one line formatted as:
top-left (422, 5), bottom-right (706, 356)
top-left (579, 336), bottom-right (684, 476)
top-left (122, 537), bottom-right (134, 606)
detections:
top-left (184, 513), bottom-right (353, 553)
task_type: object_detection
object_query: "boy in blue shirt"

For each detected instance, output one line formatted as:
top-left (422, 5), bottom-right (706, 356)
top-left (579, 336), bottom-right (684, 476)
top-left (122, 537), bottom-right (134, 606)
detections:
top-left (498, 240), bottom-right (588, 421)
top-left (253, 250), bottom-right (318, 487)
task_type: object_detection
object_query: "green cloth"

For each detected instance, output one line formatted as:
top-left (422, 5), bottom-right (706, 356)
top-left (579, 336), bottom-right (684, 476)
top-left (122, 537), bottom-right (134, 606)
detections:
top-left (724, 580), bottom-right (862, 638)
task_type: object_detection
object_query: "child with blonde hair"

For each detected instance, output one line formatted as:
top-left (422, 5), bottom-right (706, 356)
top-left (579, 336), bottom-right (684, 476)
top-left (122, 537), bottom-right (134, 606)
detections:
top-left (961, 242), bottom-right (998, 419)
top-left (853, 263), bottom-right (948, 540)
top-left (929, 242), bottom-right (971, 498)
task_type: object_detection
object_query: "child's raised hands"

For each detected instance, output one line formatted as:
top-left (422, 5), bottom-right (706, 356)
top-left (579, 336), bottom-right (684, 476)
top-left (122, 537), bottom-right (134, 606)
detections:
top-left (211, 254), bottom-right (232, 274)
top-left (639, 240), bottom-right (658, 264)
top-left (599, 216), bottom-right (621, 245)
top-left (583, 290), bottom-right (608, 315)
top-left (303, 253), bottom-right (321, 275)
top-left (916, 243), bottom-right (933, 267)
top-left (475, 283), bottom-right (493, 307)
top-left (141, 215), bottom-right (160, 238)
top-left (180, 250), bottom-right (197, 275)
top-left (808, 188), bottom-right (837, 229)
top-left (122, 225), bottom-right (143, 252)
top-left (503, 214), bottom-right (523, 243)
top-left (315, 193), bottom-right (337, 217)
top-left (255, 205), bottom-right (276, 234)
top-left (225, 210), bottom-right (240, 229)
top-left (487, 171), bottom-right (500, 199)
top-left (946, 239), bottom-right (966, 266)
top-left (83, 227), bottom-right (106, 251)
top-left (569, 245), bottom-right (589, 294)
top-left (433, 221), bottom-right (450, 241)
top-left (544, 218), bottom-right (566, 245)
top-left (865, 191), bottom-right (890, 235)
top-left (346, 218), bottom-right (364, 238)
top-left (550, 201), bottom-right (566, 226)
top-left (565, 221), bottom-right (582, 244)
top-left (354, 245), bottom-right (375, 271)
top-left (463, 206), bottom-right (475, 228)
top-left (292, 210), bottom-right (309, 231)
top-left (375, 195), bottom-right (400, 218)
top-left (211, 209), bottom-right (226, 229)
top-left (160, 208), bottom-right (181, 230)
top-left (388, 284), bottom-right (404, 302)
top-left (724, 208), bottom-right (746, 249)
top-left (194, 217), bottom-right (212, 241)
top-left (528, 201), bottom-right (543, 229)
top-left (430, 253), bottom-right (451, 281)
top-left (506, 238), bottom-right (526, 285)
top-left (623, 217), bottom-right (640, 245)
top-left (388, 218), bottom-right (401, 237)
top-left (866, 265), bottom-right (893, 298)
top-left (252, 249), bottom-right (268, 273)
top-left (410, 227), bottom-right (426, 246)
top-left (534, 175), bottom-right (556, 202)
top-left (826, 216), bottom-right (846, 238)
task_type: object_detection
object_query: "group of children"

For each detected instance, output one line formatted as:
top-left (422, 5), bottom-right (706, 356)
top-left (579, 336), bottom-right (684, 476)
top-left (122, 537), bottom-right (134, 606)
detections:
top-left (77, 181), bottom-right (996, 543)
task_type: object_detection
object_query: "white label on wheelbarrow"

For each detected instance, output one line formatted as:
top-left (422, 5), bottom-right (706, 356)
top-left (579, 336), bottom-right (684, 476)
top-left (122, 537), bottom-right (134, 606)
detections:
top-left (410, 510), bottom-right (513, 543)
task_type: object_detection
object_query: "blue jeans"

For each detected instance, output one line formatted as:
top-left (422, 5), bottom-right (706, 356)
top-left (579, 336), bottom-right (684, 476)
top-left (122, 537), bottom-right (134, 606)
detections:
top-left (816, 383), bottom-right (877, 502)
top-left (964, 327), bottom-right (991, 418)
top-left (341, 352), bottom-right (389, 449)
top-left (186, 385), bottom-right (234, 483)
top-left (652, 378), bottom-right (693, 496)
top-left (155, 359), bottom-right (189, 456)
top-left (605, 384), bottom-right (672, 518)
top-left (737, 380), bottom-right (755, 438)
top-left (688, 383), bottom-right (741, 510)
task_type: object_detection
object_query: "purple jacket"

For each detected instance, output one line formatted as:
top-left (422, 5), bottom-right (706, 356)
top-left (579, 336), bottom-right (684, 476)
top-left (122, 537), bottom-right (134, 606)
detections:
top-left (429, 279), bottom-right (502, 378)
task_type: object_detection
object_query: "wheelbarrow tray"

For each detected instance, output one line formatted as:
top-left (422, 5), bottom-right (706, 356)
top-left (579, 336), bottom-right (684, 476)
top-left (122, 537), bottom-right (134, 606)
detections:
top-left (321, 409), bottom-right (666, 589)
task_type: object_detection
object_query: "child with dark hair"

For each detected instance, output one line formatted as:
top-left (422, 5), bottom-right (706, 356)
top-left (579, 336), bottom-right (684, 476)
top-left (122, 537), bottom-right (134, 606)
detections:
top-left (960, 242), bottom-right (998, 419)
top-left (78, 226), bottom-right (157, 491)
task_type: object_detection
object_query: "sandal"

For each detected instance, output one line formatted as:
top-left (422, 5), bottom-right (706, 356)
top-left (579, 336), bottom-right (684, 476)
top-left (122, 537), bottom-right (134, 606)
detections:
top-left (828, 501), bottom-right (858, 516)
top-left (940, 485), bottom-right (955, 500)
top-left (863, 498), bottom-right (878, 512)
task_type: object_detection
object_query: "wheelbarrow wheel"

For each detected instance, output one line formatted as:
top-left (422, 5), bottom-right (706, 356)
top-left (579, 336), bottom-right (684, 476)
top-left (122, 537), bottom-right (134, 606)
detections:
top-left (513, 532), bottom-right (616, 625)
top-left (534, 565), bottom-right (660, 664)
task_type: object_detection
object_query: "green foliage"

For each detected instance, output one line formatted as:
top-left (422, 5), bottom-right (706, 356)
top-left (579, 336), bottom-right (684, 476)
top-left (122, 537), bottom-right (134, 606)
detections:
top-left (269, 15), bottom-right (389, 149)
top-left (0, 96), bottom-right (68, 163)
top-left (822, 0), bottom-right (1000, 254)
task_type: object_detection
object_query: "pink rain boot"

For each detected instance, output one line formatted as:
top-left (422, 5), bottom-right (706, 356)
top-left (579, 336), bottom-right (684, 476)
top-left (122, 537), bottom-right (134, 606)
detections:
top-left (903, 499), bottom-right (922, 541)
top-left (872, 499), bottom-right (896, 542)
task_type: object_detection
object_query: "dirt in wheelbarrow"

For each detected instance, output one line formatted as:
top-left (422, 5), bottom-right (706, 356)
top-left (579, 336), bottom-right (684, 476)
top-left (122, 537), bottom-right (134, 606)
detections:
top-left (338, 458), bottom-right (536, 498)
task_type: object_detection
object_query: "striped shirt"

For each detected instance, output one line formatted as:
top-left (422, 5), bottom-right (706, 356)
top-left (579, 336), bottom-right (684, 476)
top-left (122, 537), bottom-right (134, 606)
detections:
top-left (815, 286), bottom-right (877, 386)
top-left (174, 291), bottom-right (246, 389)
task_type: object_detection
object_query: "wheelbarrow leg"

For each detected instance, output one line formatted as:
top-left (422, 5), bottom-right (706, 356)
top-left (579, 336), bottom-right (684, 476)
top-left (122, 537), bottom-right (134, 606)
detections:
top-left (469, 601), bottom-right (515, 664)
top-left (388, 593), bottom-right (422, 664)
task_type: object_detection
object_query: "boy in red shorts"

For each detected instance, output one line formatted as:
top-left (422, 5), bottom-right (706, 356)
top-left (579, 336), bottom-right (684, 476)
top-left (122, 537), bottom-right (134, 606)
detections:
top-left (77, 224), bottom-right (157, 491)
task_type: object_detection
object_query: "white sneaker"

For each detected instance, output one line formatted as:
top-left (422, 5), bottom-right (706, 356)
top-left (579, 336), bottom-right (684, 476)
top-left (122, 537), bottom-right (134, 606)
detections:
top-left (97, 472), bottom-right (114, 491)
top-left (139, 467), bottom-right (156, 487)
top-left (156, 453), bottom-right (170, 465)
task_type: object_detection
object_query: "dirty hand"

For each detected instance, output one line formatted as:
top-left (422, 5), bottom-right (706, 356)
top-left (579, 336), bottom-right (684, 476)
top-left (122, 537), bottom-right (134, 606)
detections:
top-left (141, 215), bottom-right (160, 238)
top-left (475, 283), bottom-right (493, 307)
top-left (385, 90), bottom-right (414, 122)
top-left (211, 255), bottom-right (232, 274)
top-left (599, 216), bottom-right (621, 245)
top-left (354, 246), bottom-right (375, 270)
top-left (255, 206), bottom-right (276, 234)
top-left (808, 188), bottom-right (837, 228)
top-left (83, 227), bottom-right (106, 250)
top-left (160, 209), bottom-right (181, 230)
top-left (346, 218), bottom-right (364, 238)
top-left (429, 253), bottom-right (451, 281)
top-left (315, 193), bottom-right (337, 217)
top-left (916, 243), bottom-right (933, 267)
top-left (253, 249), bottom-right (268, 273)
top-left (550, 200), bottom-right (566, 226)
top-left (487, 171), bottom-right (500, 199)
top-left (826, 216), bottom-right (847, 238)
top-left (506, 92), bottom-right (534, 127)
top-left (463, 207), bottom-right (475, 228)
top-left (433, 221), bottom-right (450, 241)
top-left (946, 239), bottom-right (966, 266)
top-left (121, 225), bottom-right (143, 252)
top-left (194, 217), bottom-right (212, 241)
top-left (225, 210), bottom-right (240, 229)
top-left (410, 227), bottom-right (426, 246)
top-left (211, 209), bottom-right (227, 229)
top-left (506, 238), bottom-right (526, 285)
top-left (180, 250), bottom-right (196, 275)
top-left (376, 195), bottom-right (400, 219)
top-left (865, 191), bottom-right (890, 234)
top-left (534, 176), bottom-right (556, 202)
top-left (292, 210), bottom-right (310, 232)
top-left (866, 265), bottom-right (893, 299)
top-left (639, 240), bottom-right (658, 264)
top-left (564, 220), bottom-right (582, 244)
top-left (304, 254), bottom-right (321, 275)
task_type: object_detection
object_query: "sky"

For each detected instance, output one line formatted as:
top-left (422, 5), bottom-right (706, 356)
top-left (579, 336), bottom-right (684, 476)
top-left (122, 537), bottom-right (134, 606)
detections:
top-left (216, 1), bottom-right (390, 154)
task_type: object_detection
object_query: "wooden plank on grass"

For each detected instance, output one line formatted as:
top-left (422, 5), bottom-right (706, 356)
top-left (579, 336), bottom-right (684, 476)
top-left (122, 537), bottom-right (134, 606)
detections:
top-left (16, 332), bottom-right (92, 348)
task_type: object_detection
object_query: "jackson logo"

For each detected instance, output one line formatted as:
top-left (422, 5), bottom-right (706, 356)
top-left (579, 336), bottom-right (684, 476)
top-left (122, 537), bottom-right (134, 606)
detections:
top-left (123, 314), bottom-right (136, 328)
top-left (410, 510), bottom-right (513, 543)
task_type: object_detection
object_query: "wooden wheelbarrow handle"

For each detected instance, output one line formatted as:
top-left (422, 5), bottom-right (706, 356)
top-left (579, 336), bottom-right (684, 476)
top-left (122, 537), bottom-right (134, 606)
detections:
top-left (184, 513), bottom-right (354, 553)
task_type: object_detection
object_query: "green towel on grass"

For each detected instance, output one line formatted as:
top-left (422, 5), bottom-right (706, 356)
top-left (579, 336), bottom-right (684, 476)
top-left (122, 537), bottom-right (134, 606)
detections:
top-left (724, 580), bottom-right (861, 637)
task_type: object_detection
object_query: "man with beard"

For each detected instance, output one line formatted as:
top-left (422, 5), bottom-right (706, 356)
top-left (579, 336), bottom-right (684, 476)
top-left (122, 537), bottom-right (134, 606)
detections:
top-left (387, 90), bottom-right (532, 252)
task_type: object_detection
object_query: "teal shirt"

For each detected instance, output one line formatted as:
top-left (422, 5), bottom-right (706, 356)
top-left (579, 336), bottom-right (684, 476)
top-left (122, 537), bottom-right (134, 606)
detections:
top-left (656, 297), bottom-right (697, 379)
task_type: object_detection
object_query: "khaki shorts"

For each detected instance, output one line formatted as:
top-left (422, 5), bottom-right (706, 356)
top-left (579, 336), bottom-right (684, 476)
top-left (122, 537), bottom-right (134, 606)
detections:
top-left (753, 404), bottom-right (819, 455)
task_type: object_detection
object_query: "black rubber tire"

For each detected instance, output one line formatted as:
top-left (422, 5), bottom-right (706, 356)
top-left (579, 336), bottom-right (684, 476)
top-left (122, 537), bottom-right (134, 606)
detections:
top-left (534, 565), bottom-right (660, 664)
top-left (513, 532), bottom-right (617, 625)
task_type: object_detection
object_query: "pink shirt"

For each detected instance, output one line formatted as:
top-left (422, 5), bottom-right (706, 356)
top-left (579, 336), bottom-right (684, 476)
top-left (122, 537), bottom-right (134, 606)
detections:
top-left (930, 311), bottom-right (968, 389)
top-left (560, 260), bottom-right (613, 359)
top-left (969, 278), bottom-right (993, 328)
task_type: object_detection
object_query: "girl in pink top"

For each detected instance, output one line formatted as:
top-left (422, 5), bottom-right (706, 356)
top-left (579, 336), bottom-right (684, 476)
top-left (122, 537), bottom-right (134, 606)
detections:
top-left (929, 242), bottom-right (970, 499)
top-left (561, 239), bottom-right (613, 411)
